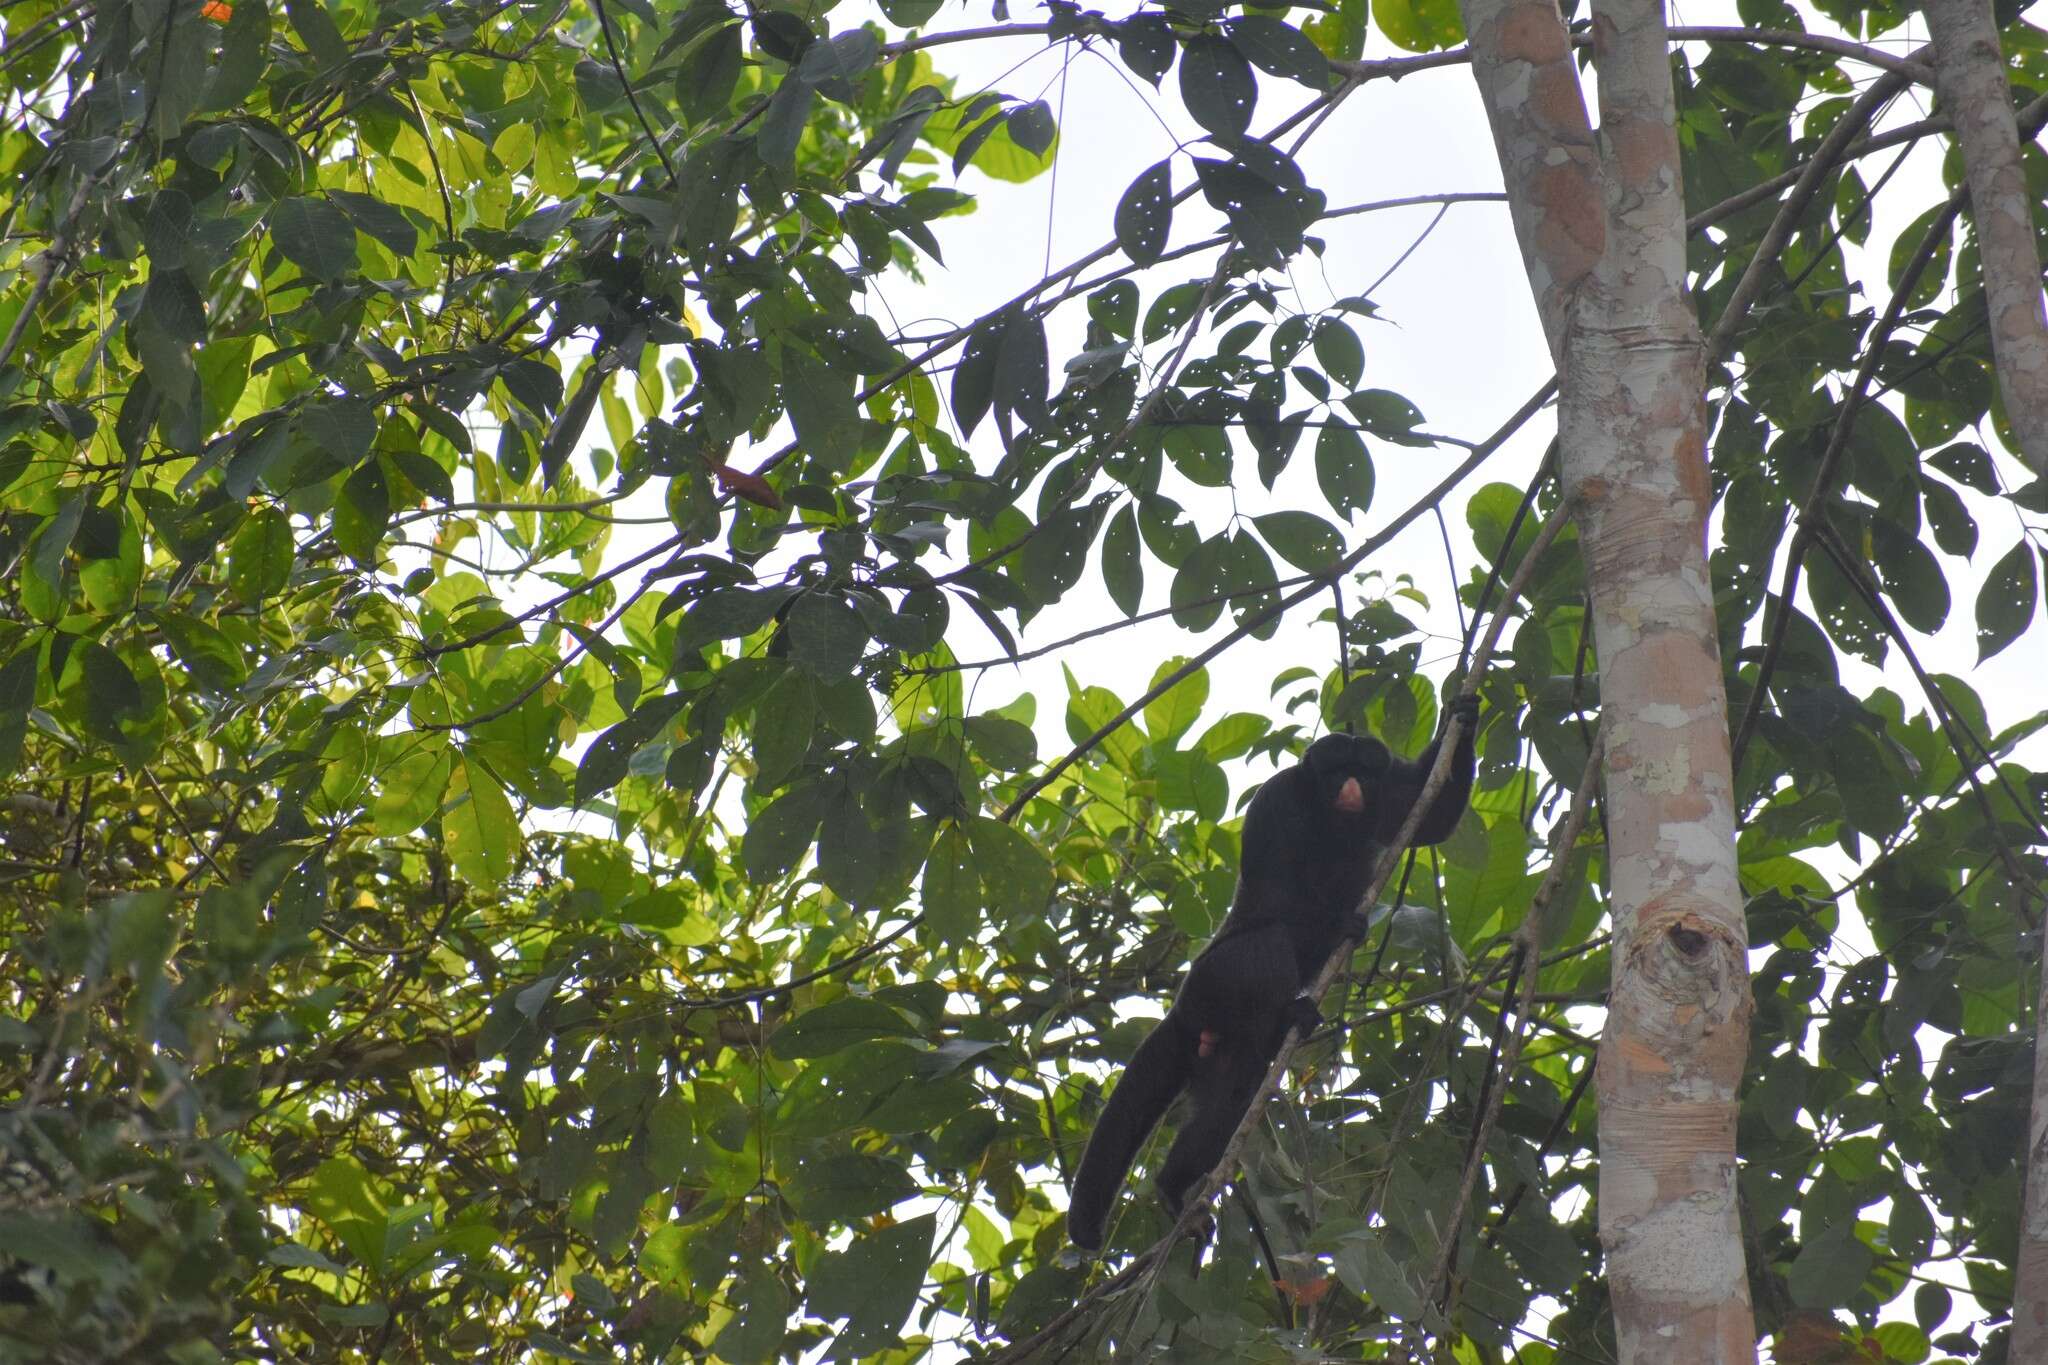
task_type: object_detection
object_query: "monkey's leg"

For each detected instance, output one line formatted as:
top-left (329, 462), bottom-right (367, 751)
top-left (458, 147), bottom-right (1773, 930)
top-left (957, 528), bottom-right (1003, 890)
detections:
top-left (1068, 1014), bottom-right (1199, 1250)
top-left (1154, 926), bottom-right (1298, 1219)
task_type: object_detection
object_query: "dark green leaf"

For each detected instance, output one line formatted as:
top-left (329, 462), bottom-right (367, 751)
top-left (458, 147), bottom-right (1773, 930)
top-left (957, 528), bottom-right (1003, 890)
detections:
top-left (1253, 509), bottom-right (1343, 573)
top-left (679, 23), bottom-right (744, 122)
top-left (334, 460), bottom-right (389, 568)
top-left (1227, 16), bottom-right (1331, 88)
top-left (1313, 318), bottom-right (1364, 388)
top-left (966, 816), bottom-right (1052, 919)
top-left (771, 998), bottom-right (918, 1059)
top-left (1114, 159), bottom-right (1174, 265)
top-left (1103, 503), bottom-right (1143, 616)
top-left (270, 196), bottom-right (358, 283)
top-left (1179, 35), bottom-right (1257, 139)
top-left (327, 189), bottom-right (417, 258)
top-left (1975, 539), bottom-right (2036, 661)
top-left (741, 780), bottom-right (833, 881)
top-left (782, 347), bottom-right (860, 474)
top-left (229, 507), bottom-right (293, 601)
top-left (797, 29), bottom-right (880, 86)
top-left (952, 318), bottom-right (1002, 438)
top-left (785, 1154), bottom-right (916, 1224)
top-left (921, 823), bottom-right (979, 946)
top-left (1116, 14), bottom-right (1175, 85)
top-left (805, 1214), bottom-right (936, 1354)
top-left (787, 591), bottom-right (869, 673)
top-left (1006, 100), bottom-right (1056, 157)
top-left (995, 310), bottom-right (1049, 436)
top-left (1315, 423), bottom-right (1374, 520)
top-left (757, 78), bottom-right (816, 169)
top-left (283, 0), bottom-right (348, 66)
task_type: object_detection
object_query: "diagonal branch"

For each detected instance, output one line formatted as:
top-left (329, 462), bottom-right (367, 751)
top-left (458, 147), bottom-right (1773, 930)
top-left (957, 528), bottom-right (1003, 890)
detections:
top-left (1129, 495), bottom-right (1576, 1293)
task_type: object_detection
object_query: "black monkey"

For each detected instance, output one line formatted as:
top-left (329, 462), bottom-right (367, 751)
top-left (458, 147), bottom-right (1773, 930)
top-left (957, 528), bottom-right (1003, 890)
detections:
top-left (1066, 696), bottom-right (1479, 1251)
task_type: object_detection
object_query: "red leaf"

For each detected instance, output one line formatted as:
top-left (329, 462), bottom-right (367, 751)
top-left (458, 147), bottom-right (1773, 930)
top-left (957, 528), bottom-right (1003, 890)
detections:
top-left (712, 464), bottom-right (782, 510)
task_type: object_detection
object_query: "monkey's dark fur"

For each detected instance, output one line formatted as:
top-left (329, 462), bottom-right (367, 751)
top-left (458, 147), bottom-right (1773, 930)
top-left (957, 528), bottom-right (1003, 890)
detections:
top-left (1066, 699), bottom-right (1479, 1251)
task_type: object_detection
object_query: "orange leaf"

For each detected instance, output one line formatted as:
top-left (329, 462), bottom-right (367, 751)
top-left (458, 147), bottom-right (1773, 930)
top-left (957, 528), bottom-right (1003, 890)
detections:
top-left (712, 464), bottom-right (782, 510)
top-left (200, 0), bottom-right (233, 19)
top-left (1276, 1274), bottom-right (1333, 1307)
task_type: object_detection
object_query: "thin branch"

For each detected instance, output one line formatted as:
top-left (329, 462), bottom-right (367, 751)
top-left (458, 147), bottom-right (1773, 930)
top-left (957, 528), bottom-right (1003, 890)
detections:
top-left (1729, 185), bottom-right (1966, 769)
top-left (1129, 496), bottom-right (1576, 1301)
top-left (1705, 55), bottom-right (1922, 360)
top-left (1415, 727), bottom-right (1605, 1332)
top-left (996, 379), bottom-right (1556, 823)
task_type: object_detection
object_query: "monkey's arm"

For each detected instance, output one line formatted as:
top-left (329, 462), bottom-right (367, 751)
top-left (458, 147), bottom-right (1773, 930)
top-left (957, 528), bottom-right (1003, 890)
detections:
top-left (1379, 696), bottom-right (1480, 845)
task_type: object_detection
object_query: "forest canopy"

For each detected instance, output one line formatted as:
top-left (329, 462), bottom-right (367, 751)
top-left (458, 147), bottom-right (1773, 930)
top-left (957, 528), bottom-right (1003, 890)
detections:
top-left (1, 0), bottom-right (2045, 1358)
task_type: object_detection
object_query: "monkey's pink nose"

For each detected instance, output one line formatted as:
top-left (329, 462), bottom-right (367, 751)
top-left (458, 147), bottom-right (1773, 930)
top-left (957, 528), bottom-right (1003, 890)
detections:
top-left (1336, 777), bottom-right (1364, 812)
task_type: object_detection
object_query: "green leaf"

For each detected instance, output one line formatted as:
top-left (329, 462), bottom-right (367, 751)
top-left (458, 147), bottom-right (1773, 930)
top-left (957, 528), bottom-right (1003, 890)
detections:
top-left (1102, 503), bottom-right (1143, 616)
top-left (995, 309), bottom-right (1049, 434)
top-left (1227, 16), bottom-right (1331, 88)
top-left (334, 459), bottom-right (389, 568)
top-left (757, 78), bottom-right (816, 169)
top-left (771, 998), bottom-right (919, 1058)
top-left (1975, 538), bottom-right (2036, 661)
top-left (787, 591), bottom-right (869, 674)
top-left (576, 693), bottom-right (686, 805)
top-left (879, 0), bottom-right (941, 22)
top-left (921, 823), bottom-right (979, 947)
top-left (284, 0), bottom-right (348, 66)
top-left (752, 668), bottom-right (815, 789)
top-left (1313, 318), bottom-right (1364, 388)
top-left (31, 493), bottom-right (84, 589)
top-left (711, 1265), bottom-right (788, 1365)
top-left (782, 347), bottom-right (860, 474)
top-left (966, 816), bottom-right (1052, 920)
top-left (1315, 423), bottom-right (1375, 520)
top-left (1142, 657), bottom-right (1208, 746)
top-left (1116, 14), bottom-right (1175, 85)
top-left (742, 781), bottom-right (833, 882)
top-left (805, 1214), bottom-right (936, 1354)
top-left (446, 757), bottom-right (522, 887)
top-left (155, 612), bottom-right (247, 694)
top-left (952, 318), bottom-right (1001, 438)
top-left (1786, 1223), bottom-right (1874, 1309)
top-left (785, 1153), bottom-right (916, 1224)
top-left (372, 740), bottom-right (455, 837)
top-left (271, 196), bottom-right (359, 283)
top-left (229, 507), bottom-right (294, 600)
top-left (817, 787), bottom-right (879, 903)
top-left (327, 189), bottom-right (418, 259)
top-left (1006, 100), bottom-right (1057, 157)
top-left (1253, 509), bottom-right (1344, 573)
top-left (1114, 159), bottom-right (1174, 265)
top-left (796, 29), bottom-right (880, 86)
top-left (678, 23), bottom-right (744, 122)
top-left (1178, 35), bottom-right (1257, 139)
top-left (204, 0), bottom-right (273, 112)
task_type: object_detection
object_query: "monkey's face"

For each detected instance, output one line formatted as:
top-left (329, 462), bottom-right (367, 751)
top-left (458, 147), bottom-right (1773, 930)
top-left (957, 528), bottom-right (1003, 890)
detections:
top-left (1303, 733), bottom-right (1392, 822)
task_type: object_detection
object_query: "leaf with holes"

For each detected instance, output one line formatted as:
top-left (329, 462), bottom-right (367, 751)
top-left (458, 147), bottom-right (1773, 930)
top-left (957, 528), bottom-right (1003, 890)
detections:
top-left (1114, 159), bottom-right (1174, 265)
top-left (1975, 539), bottom-right (2037, 662)
top-left (1179, 35), bottom-right (1256, 139)
top-left (1227, 16), bottom-right (1330, 88)
top-left (1315, 423), bottom-right (1374, 520)
top-left (1006, 100), bottom-right (1057, 157)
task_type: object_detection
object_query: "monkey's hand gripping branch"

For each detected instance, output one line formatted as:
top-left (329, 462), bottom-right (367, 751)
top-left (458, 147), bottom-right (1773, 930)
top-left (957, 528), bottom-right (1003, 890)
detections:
top-left (1139, 495), bottom-right (1576, 1274)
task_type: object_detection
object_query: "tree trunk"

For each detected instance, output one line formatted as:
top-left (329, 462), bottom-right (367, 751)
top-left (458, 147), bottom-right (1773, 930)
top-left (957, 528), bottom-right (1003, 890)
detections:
top-left (1457, 0), bottom-right (1758, 1357)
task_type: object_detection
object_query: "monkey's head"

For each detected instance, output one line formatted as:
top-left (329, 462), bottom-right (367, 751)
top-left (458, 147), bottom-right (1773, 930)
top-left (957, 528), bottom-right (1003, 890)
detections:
top-left (1303, 732), bottom-right (1392, 822)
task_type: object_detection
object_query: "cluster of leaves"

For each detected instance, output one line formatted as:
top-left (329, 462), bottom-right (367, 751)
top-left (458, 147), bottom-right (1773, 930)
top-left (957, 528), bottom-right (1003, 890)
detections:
top-left (0, 0), bottom-right (2044, 1356)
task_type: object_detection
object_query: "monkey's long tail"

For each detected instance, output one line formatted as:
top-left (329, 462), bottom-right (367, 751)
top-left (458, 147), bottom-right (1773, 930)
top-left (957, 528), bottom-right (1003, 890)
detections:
top-left (1067, 1018), bottom-right (1194, 1251)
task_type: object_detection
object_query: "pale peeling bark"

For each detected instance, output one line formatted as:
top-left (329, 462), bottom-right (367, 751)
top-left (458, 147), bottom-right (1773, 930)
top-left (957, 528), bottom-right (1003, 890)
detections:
top-left (1458, 0), bottom-right (1603, 362)
top-left (1924, 0), bottom-right (2048, 478)
top-left (2017, 956), bottom-right (2048, 1357)
top-left (1456, 0), bottom-right (1756, 1358)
